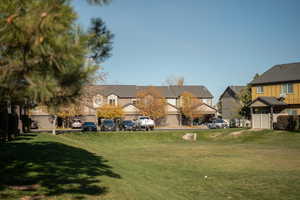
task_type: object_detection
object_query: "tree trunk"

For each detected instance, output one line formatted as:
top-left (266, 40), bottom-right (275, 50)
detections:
top-left (17, 105), bottom-right (23, 135)
top-left (52, 115), bottom-right (57, 135)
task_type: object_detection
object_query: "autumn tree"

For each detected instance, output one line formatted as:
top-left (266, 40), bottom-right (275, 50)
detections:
top-left (136, 86), bottom-right (166, 121)
top-left (180, 92), bottom-right (203, 126)
top-left (97, 104), bottom-right (123, 119)
top-left (57, 103), bottom-right (84, 128)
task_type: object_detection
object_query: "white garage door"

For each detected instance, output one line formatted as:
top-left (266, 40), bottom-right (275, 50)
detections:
top-left (252, 114), bottom-right (271, 129)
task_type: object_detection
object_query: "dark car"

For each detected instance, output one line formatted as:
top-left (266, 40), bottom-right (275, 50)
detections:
top-left (121, 120), bottom-right (136, 131)
top-left (82, 122), bottom-right (97, 132)
top-left (101, 119), bottom-right (116, 131)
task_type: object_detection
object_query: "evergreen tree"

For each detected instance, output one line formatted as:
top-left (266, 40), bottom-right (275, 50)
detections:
top-left (239, 74), bottom-right (260, 119)
top-left (0, 0), bottom-right (113, 135)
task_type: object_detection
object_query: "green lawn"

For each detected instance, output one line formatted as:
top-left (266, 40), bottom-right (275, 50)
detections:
top-left (1, 129), bottom-right (300, 200)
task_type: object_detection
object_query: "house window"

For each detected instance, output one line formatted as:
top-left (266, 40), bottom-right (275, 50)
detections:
top-left (107, 94), bottom-right (118, 106)
top-left (256, 86), bottom-right (264, 94)
top-left (281, 83), bottom-right (293, 94)
top-left (109, 99), bottom-right (116, 105)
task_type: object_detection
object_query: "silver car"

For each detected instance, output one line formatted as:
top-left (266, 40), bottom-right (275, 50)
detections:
top-left (208, 119), bottom-right (228, 129)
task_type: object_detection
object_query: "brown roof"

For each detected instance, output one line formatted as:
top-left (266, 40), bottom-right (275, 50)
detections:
top-left (229, 86), bottom-right (245, 95)
top-left (85, 85), bottom-right (213, 98)
top-left (250, 62), bottom-right (300, 85)
top-left (219, 85), bottom-right (245, 100)
top-left (251, 96), bottom-right (287, 107)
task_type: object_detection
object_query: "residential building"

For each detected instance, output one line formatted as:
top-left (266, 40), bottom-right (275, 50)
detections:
top-left (30, 85), bottom-right (216, 128)
top-left (219, 86), bottom-right (245, 121)
top-left (249, 62), bottom-right (300, 129)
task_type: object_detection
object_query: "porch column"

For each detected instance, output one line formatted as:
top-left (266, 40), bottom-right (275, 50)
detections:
top-left (179, 114), bottom-right (182, 127)
top-left (250, 107), bottom-right (254, 128)
top-left (270, 106), bottom-right (274, 130)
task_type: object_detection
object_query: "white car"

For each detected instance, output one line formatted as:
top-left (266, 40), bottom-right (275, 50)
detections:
top-left (72, 119), bottom-right (82, 129)
top-left (135, 116), bottom-right (155, 131)
top-left (208, 119), bottom-right (228, 129)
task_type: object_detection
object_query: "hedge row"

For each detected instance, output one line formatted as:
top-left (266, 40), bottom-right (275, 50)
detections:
top-left (274, 115), bottom-right (300, 131)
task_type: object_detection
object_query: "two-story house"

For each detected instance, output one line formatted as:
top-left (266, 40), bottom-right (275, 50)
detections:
top-left (31, 85), bottom-right (216, 128)
top-left (249, 62), bottom-right (300, 129)
top-left (219, 86), bottom-right (245, 121)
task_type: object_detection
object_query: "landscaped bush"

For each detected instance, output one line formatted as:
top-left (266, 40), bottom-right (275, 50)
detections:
top-left (275, 115), bottom-right (300, 130)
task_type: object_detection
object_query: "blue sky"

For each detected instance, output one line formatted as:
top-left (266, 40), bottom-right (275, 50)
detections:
top-left (72, 0), bottom-right (300, 103)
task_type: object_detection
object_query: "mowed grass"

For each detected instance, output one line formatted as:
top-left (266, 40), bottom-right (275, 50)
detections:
top-left (1, 129), bottom-right (300, 200)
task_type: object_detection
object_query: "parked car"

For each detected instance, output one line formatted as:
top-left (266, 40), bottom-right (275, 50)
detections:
top-left (208, 119), bottom-right (228, 129)
top-left (100, 119), bottom-right (116, 131)
top-left (82, 122), bottom-right (97, 132)
top-left (72, 119), bottom-right (82, 129)
top-left (135, 116), bottom-right (155, 131)
top-left (121, 120), bottom-right (136, 131)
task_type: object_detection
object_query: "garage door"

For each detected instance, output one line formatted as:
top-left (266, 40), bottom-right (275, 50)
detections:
top-left (252, 114), bottom-right (270, 129)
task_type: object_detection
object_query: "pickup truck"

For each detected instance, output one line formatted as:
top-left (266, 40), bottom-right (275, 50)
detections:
top-left (135, 116), bottom-right (155, 131)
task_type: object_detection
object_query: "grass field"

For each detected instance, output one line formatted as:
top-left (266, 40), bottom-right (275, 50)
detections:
top-left (1, 129), bottom-right (300, 200)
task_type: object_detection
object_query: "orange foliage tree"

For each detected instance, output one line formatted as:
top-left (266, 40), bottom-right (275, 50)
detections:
top-left (180, 92), bottom-right (203, 125)
top-left (56, 103), bottom-right (83, 128)
top-left (136, 86), bottom-right (166, 121)
top-left (96, 104), bottom-right (124, 119)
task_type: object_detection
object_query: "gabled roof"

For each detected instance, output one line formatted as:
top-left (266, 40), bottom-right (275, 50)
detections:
top-left (229, 86), bottom-right (245, 95)
top-left (219, 86), bottom-right (245, 100)
top-left (86, 85), bottom-right (137, 97)
top-left (250, 96), bottom-right (287, 107)
top-left (85, 85), bottom-right (213, 98)
top-left (250, 62), bottom-right (300, 85)
top-left (166, 102), bottom-right (179, 110)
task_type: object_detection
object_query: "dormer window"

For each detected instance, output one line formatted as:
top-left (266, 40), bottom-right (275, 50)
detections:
top-left (109, 99), bottom-right (116, 105)
top-left (281, 83), bottom-right (293, 94)
top-left (256, 86), bottom-right (264, 94)
top-left (108, 94), bottom-right (118, 106)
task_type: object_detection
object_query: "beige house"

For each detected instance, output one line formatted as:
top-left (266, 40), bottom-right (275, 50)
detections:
top-left (31, 85), bottom-right (216, 128)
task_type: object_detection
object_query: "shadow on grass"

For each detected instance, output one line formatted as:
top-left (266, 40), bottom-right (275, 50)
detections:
top-left (0, 140), bottom-right (121, 198)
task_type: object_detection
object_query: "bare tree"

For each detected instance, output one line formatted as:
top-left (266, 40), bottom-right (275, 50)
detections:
top-left (165, 76), bottom-right (185, 86)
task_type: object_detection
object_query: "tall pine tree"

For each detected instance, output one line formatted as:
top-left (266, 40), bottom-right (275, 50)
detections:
top-left (0, 0), bottom-right (113, 135)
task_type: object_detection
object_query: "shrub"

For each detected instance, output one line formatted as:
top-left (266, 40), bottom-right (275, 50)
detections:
top-left (275, 115), bottom-right (299, 130)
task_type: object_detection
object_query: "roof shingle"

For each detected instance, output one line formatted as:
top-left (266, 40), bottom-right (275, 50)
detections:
top-left (250, 62), bottom-right (300, 85)
top-left (85, 85), bottom-right (213, 98)
top-left (252, 96), bottom-right (287, 106)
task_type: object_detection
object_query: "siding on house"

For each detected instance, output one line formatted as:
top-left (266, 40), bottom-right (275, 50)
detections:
top-left (221, 97), bottom-right (242, 120)
top-left (219, 86), bottom-right (245, 120)
top-left (251, 82), bottom-right (300, 104)
top-left (118, 98), bottom-right (132, 107)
